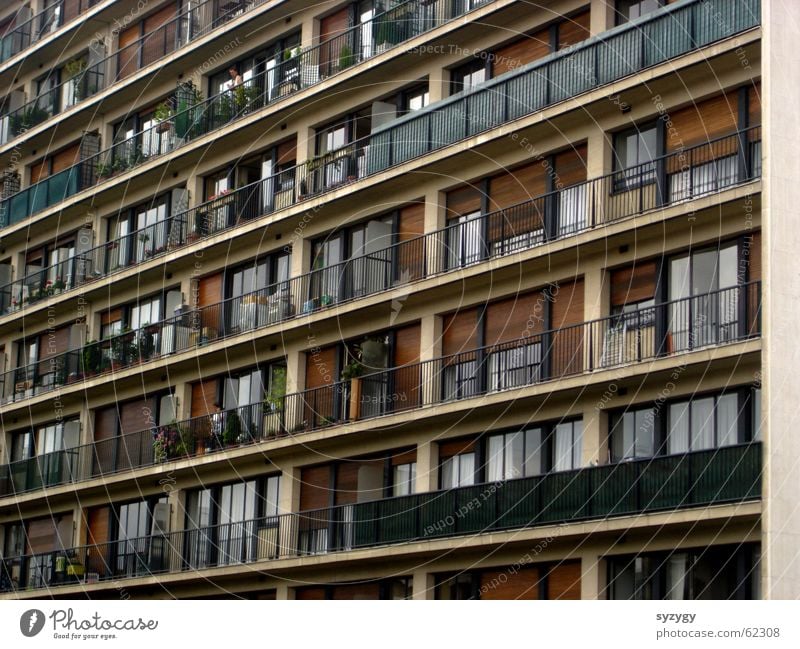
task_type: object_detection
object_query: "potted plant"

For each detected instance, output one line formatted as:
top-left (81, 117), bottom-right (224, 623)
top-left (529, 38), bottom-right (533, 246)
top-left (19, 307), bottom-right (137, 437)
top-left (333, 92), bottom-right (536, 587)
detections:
top-left (299, 157), bottom-right (321, 197)
top-left (223, 410), bottom-right (243, 446)
top-left (153, 101), bottom-right (174, 134)
top-left (341, 359), bottom-right (365, 421)
top-left (263, 367), bottom-right (287, 435)
top-left (64, 57), bottom-right (86, 101)
top-left (95, 160), bottom-right (112, 180)
top-left (137, 327), bottom-right (156, 361)
top-left (338, 43), bottom-right (355, 71)
top-left (81, 341), bottom-right (102, 376)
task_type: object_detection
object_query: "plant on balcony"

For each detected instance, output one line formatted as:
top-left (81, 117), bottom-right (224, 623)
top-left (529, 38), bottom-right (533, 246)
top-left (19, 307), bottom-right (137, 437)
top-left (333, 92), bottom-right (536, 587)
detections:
top-left (95, 161), bottom-right (112, 180)
top-left (81, 341), bottom-right (102, 376)
top-left (263, 368), bottom-right (287, 434)
top-left (63, 58), bottom-right (86, 80)
top-left (299, 157), bottom-right (322, 197)
top-left (222, 410), bottom-right (243, 446)
top-left (153, 101), bottom-right (174, 134)
top-left (137, 327), bottom-right (156, 361)
top-left (233, 84), bottom-right (259, 114)
top-left (11, 105), bottom-right (50, 134)
top-left (340, 359), bottom-right (365, 381)
top-left (338, 43), bottom-right (355, 71)
top-left (153, 422), bottom-right (193, 461)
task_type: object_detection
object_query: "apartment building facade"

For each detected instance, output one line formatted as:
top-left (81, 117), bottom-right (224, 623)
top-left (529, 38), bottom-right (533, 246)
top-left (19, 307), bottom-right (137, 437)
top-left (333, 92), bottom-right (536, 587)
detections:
top-left (0, 0), bottom-right (793, 600)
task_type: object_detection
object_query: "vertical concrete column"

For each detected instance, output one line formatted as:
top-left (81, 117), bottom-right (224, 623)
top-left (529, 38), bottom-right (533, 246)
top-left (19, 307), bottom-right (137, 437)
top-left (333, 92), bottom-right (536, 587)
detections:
top-left (582, 406), bottom-right (608, 467)
top-left (415, 440), bottom-right (438, 493)
top-left (275, 583), bottom-right (294, 599)
top-left (284, 343), bottom-right (306, 395)
top-left (420, 314), bottom-right (442, 407)
top-left (423, 188), bottom-right (446, 275)
top-left (583, 260), bottom-right (609, 374)
top-left (278, 466), bottom-right (301, 555)
top-left (411, 569), bottom-right (435, 600)
top-left (761, 0), bottom-right (800, 600)
top-left (175, 381), bottom-right (193, 421)
top-left (589, 0), bottom-right (614, 36)
top-left (73, 504), bottom-right (88, 548)
top-left (585, 128), bottom-right (609, 226)
top-left (428, 66), bottom-right (449, 104)
top-left (299, 6), bottom-right (317, 50)
top-left (579, 552), bottom-right (605, 600)
top-left (289, 236), bottom-right (310, 282)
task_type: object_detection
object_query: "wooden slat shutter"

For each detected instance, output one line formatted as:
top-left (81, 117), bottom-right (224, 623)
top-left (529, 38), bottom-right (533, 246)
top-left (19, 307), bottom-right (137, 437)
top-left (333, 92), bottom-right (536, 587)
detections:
top-left (610, 260), bottom-right (659, 307)
top-left (198, 272), bottom-right (223, 334)
top-left (439, 437), bottom-right (477, 458)
top-left (191, 379), bottom-right (219, 417)
top-left (117, 23), bottom-right (142, 79)
top-left (555, 144), bottom-right (588, 187)
top-left (557, 10), bottom-right (591, 50)
top-left (396, 202), bottom-right (425, 281)
top-left (492, 28), bottom-right (551, 76)
top-left (300, 464), bottom-right (331, 511)
top-left (480, 566), bottom-right (540, 599)
top-left (87, 505), bottom-right (111, 545)
top-left (304, 345), bottom-right (338, 426)
top-left (51, 144), bottom-right (80, 173)
top-left (550, 278), bottom-right (585, 377)
top-left (442, 307), bottom-right (479, 356)
top-left (446, 185), bottom-right (482, 219)
top-left (484, 290), bottom-right (545, 346)
top-left (666, 92), bottom-right (739, 155)
top-left (546, 561), bottom-right (582, 599)
top-left (393, 323), bottom-right (421, 410)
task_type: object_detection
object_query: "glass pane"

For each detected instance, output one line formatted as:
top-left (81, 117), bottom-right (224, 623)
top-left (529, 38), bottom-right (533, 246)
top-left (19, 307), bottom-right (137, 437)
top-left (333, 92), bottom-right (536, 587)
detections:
top-left (717, 393), bottom-right (739, 447)
top-left (487, 436), bottom-right (503, 482)
top-left (523, 427), bottom-right (544, 476)
top-left (690, 397), bottom-right (714, 450)
top-left (668, 402), bottom-right (690, 453)
top-left (572, 420), bottom-right (583, 469)
top-left (440, 457), bottom-right (454, 489)
top-left (458, 454), bottom-right (475, 486)
top-left (666, 554), bottom-right (689, 599)
top-left (691, 249), bottom-right (718, 295)
top-left (753, 388), bottom-right (762, 441)
top-left (553, 423), bottom-right (575, 471)
top-left (505, 431), bottom-right (524, 479)
top-left (719, 243), bottom-right (738, 289)
top-left (634, 409), bottom-right (655, 458)
top-left (670, 256), bottom-right (690, 301)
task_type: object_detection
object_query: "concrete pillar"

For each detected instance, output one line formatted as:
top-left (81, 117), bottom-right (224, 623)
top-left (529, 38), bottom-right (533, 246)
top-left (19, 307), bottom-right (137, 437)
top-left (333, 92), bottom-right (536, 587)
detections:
top-left (586, 129), bottom-right (609, 226)
top-left (415, 439), bottom-right (438, 493)
top-left (580, 553), bottom-right (605, 599)
top-left (423, 189), bottom-right (446, 273)
top-left (589, 0), bottom-right (615, 36)
top-left (278, 466), bottom-right (301, 555)
top-left (275, 583), bottom-right (294, 599)
top-left (761, 0), bottom-right (800, 600)
top-left (428, 67), bottom-right (449, 104)
top-left (73, 504), bottom-right (88, 548)
top-left (582, 405), bottom-right (608, 467)
top-left (284, 344), bottom-right (306, 395)
top-left (411, 569), bottom-right (435, 600)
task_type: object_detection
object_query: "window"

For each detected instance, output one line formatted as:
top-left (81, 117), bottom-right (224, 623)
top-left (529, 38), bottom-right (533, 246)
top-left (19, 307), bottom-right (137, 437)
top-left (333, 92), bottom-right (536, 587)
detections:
top-left (487, 428), bottom-right (545, 481)
top-left (440, 452), bottom-right (476, 489)
top-left (451, 59), bottom-right (487, 94)
top-left (667, 393), bottom-right (741, 453)
top-left (226, 252), bottom-right (291, 327)
top-left (610, 407), bottom-right (656, 461)
top-left (402, 85), bottom-right (429, 113)
top-left (392, 462), bottom-right (416, 496)
top-left (488, 342), bottom-right (542, 391)
top-left (612, 123), bottom-right (659, 189)
top-left (114, 497), bottom-right (169, 575)
top-left (615, 0), bottom-right (665, 25)
top-left (552, 420), bottom-right (583, 472)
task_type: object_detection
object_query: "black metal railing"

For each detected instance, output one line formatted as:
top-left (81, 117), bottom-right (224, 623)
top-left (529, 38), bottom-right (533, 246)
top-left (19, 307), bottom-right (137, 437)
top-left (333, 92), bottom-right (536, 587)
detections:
top-left (0, 126), bottom-right (761, 318)
top-left (0, 0), bottom-right (760, 229)
top-left (0, 442), bottom-right (761, 593)
top-left (0, 0), bottom-right (98, 64)
top-left (0, 282), bottom-right (761, 496)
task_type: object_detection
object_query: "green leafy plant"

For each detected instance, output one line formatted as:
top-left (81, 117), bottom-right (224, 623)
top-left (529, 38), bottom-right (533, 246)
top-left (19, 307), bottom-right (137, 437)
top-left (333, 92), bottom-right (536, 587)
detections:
top-left (153, 101), bottom-right (173, 122)
top-left (223, 411), bottom-right (243, 445)
top-left (63, 58), bottom-right (86, 79)
top-left (95, 161), bottom-right (112, 178)
top-left (338, 43), bottom-right (355, 71)
top-left (340, 360), bottom-right (365, 381)
top-left (264, 367), bottom-right (287, 411)
top-left (82, 341), bottom-right (102, 375)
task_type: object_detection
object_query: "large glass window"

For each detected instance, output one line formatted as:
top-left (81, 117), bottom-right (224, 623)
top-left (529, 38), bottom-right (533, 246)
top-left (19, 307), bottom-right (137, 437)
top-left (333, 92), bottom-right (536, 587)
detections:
top-left (610, 407), bottom-right (656, 461)
top-left (667, 393), bottom-right (741, 453)
top-left (487, 427), bottom-right (546, 481)
top-left (392, 462), bottom-right (416, 496)
top-left (615, 0), bottom-right (664, 24)
top-left (613, 123), bottom-right (658, 189)
top-left (553, 420), bottom-right (583, 472)
top-left (451, 59), bottom-right (487, 94)
top-left (440, 452), bottom-right (476, 489)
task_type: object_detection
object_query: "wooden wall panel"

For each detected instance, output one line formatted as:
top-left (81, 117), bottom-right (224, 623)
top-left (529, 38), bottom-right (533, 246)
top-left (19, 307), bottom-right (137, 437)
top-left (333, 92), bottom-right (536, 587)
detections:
top-left (480, 566), bottom-right (540, 599)
top-left (335, 461), bottom-right (359, 505)
top-left (30, 159), bottom-right (48, 184)
top-left (332, 583), bottom-right (381, 599)
top-left (391, 448), bottom-right (417, 466)
top-left (485, 290), bottom-right (545, 345)
top-left (143, 3), bottom-right (177, 32)
top-left (748, 231), bottom-right (761, 281)
top-left (319, 7), bottom-right (349, 41)
top-left (446, 185), bottom-right (482, 218)
top-left (93, 406), bottom-right (118, 442)
top-left (305, 345), bottom-right (337, 389)
top-left (119, 398), bottom-right (153, 435)
top-left (27, 514), bottom-right (72, 554)
top-left (191, 379), bottom-right (219, 417)
top-left (492, 28), bottom-right (551, 76)
top-left (87, 506), bottom-right (111, 545)
top-left (442, 308), bottom-right (479, 355)
top-left (117, 23), bottom-right (142, 79)
top-left (550, 278), bottom-right (585, 377)
top-left (555, 144), bottom-right (588, 187)
top-left (38, 326), bottom-right (71, 360)
top-left (748, 82), bottom-right (761, 126)
top-left (295, 587), bottom-right (327, 600)
top-left (100, 308), bottom-right (123, 326)
top-left (546, 561), bottom-right (582, 599)
top-left (51, 144), bottom-right (80, 173)
top-left (557, 10), bottom-right (591, 50)
top-left (300, 465), bottom-right (331, 511)
top-left (488, 160), bottom-right (548, 211)
top-left (667, 92), bottom-right (739, 152)
top-left (277, 137), bottom-right (297, 165)
top-left (397, 202), bottom-right (426, 281)
top-left (198, 272), bottom-right (223, 332)
top-left (393, 323), bottom-right (421, 410)
top-left (610, 260), bottom-right (659, 306)
top-left (439, 437), bottom-right (478, 458)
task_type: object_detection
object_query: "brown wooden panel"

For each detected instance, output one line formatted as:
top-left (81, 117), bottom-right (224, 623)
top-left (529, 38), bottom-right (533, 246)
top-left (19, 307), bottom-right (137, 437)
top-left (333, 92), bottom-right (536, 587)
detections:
top-left (63, 0), bottom-right (83, 22)
top-left (393, 323), bottom-right (421, 410)
top-left (143, 3), bottom-right (177, 32)
top-left (100, 308), bottom-right (123, 326)
top-left (391, 448), bottom-right (417, 466)
top-left (557, 10), bottom-right (591, 50)
top-left (335, 461), bottom-right (359, 505)
top-left (492, 29), bottom-right (551, 76)
top-left (87, 506), bottom-right (111, 545)
top-left (331, 583), bottom-right (381, 599)
top-left (198, 272), bottom-right (223, 333)
top-left (119, 398), bottom-right (153, 435)
top-left (610, 260), bottom-right (658, 306)
top-left (300, 464), bottom-right (331, 511)
top-left (305, 345), bottom-right (337, 389)
top-left (748, 81), bottom-right (761, 126)
top-left (488, 160), bottom-right (548, 211)
top-left (550, 278), bottom-right (585, 377)
top-left (397, 202), bottom-right (425, 282)
top-left (398, 202), bottom-right (424, 238)
top-left (667, 92), bottom-right (739, 153)
top-left (117, 23), bottom-right (142, 79)
top-left (748, 231), bottom-right (761, 281)
top-left (295, 586), bottom-right (327, 600)
top-left (394, 324), bottom-right (420, 366)
top-left (439, 436), bottom-right (478, 458)
top-left (546, 561), bottom-right (582, 600)
top-left (319, 6), bottom-right (350, 73)
top-left (446, 185), bottom-right (482, 218)
top-left (30, 159), bottom-right (48, 184)
top-left (442, 307), bottom-right (479, 356)
top-left (480, 566), bottom-right (540, 600)
top-left (191, 379), bottom-right (219, 418)
top-left (51, 144), bottom-right (80, 173)
top-left (485, 289), bottom-right (545, 346)
top-left (277, 137), bottom-right (297, 165)
top-left (27, 515), bottom-right (70, 554)
top-left (93, 406), bottom-right (117, 442)
top-left (555, 144), bottom-right (588, 187)
top-left (38, 326), bottom-right (70, 360)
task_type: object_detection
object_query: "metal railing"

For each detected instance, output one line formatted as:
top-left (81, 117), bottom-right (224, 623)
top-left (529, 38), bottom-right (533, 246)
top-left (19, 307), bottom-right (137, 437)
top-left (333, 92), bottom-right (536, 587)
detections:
top-left (0, 0), bottom-right (98, 64)
top-left (0, 126), bottom-right (761, 317)
top-left (0, 442), bottom-right (761, 593)
top-left (0, 0), bottom-right (760, 229)
top-left (0, 282), bottom-right (761, 496)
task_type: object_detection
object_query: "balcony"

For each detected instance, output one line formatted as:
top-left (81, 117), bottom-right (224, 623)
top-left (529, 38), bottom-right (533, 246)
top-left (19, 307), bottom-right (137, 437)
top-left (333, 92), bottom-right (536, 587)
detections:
top-left (0, 282), bottom-right (761, 497)
top-left (0, 126), bottom-right (761, 321)
top-left (0, 0), bottom-right (98, 64)
top-left (0, 443), bottom-right (761, 593)
top-left (0, 0), bottom-right (760, 230)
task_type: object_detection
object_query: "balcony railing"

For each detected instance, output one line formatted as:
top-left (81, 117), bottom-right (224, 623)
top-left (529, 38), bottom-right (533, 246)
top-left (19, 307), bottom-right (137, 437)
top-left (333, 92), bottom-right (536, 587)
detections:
top-left (0, 282), bottom-right (761, 497)
top-left (0, 0), bottom-right (99, 64)
top-left (0, 126), bottom-right (761, 317)
top-left (0, 443), bottom-right (761, 593)
top-left (0, 0), bottom-right (760, 230)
